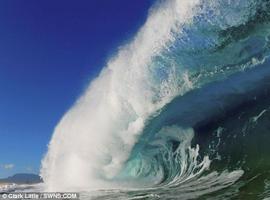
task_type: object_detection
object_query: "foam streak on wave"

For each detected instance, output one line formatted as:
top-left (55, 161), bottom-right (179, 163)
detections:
top-left (41, 0), bottom-right (201, 191)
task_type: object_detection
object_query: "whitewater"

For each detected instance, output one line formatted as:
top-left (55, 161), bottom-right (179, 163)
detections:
top-left (41, 0), bottom-right (203, 190)
top-left (40, 0), bottom-right (270, 199)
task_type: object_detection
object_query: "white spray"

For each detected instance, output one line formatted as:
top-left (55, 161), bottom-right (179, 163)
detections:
top-left (41, 0), bottom-right (201, 191)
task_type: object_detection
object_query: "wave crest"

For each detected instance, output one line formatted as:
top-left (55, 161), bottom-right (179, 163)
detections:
top-left (41, 0), bottom-right (269, 194)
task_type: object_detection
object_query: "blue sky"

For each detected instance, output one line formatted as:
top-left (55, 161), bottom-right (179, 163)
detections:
top-left (0, 0), bottom-right (153, 178)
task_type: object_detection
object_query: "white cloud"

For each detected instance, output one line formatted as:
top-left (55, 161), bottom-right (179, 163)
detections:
top-left (1, 164), bottom-right (14, 170)
top-left (26, 167), bottom-right (33, 172)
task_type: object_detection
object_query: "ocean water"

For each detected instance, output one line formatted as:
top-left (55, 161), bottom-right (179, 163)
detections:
top-left (38, 0), bottom-right (270, 199)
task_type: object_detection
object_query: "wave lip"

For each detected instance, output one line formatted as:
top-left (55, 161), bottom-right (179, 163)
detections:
top-left (41, 0), bottom-right (270, 196)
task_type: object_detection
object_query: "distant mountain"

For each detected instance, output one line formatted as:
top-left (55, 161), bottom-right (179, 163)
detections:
top-left (0, 173), bottom-right (43, 184)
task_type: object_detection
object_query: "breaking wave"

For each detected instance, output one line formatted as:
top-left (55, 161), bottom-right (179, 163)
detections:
top-left (41, 0), bottom-right (270, 199)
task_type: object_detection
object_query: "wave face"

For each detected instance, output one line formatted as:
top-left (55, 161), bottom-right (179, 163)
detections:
top-left (41, 0), bottom-right (270, 199)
